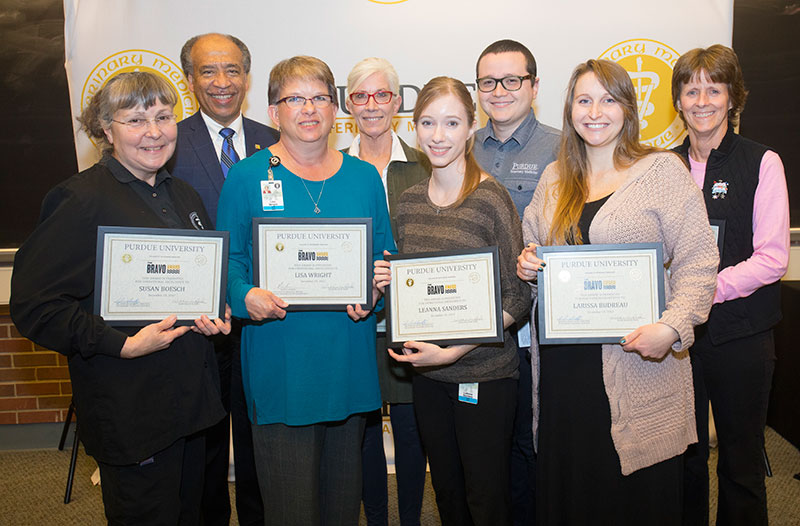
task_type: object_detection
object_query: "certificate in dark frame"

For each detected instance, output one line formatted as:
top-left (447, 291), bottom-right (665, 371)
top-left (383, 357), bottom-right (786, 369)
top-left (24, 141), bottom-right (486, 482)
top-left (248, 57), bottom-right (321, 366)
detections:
top-left (385, 246), bottom-right (504, 347)
top-left (536, 243), bottom-right (665, 345)
top-left (94, 226), bottom-right (229, 327)
top-left (252, 217), bottom-right (373, 311)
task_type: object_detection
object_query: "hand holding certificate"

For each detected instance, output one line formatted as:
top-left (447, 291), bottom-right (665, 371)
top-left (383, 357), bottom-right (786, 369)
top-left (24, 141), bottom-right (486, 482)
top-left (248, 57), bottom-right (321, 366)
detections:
top-left (252, 218), bottom-right (373, 311)
top-left (94, 227), bottom-right (229, 326)
top-left (536, 243), bottom-right (665, 345)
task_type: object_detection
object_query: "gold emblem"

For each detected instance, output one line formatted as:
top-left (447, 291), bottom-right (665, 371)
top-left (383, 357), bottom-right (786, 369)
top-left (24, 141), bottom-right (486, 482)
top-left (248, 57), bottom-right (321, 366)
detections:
top-left (121, 253), bottom-right (132, 263)
top-left (599, 39), bottom-right (685, 149)
top-left (275, 242), bottom-right (284, 252)
top-left (406, 278), bottom-right (414, 287)
top-left (81, 50), bottom-right (196, 147)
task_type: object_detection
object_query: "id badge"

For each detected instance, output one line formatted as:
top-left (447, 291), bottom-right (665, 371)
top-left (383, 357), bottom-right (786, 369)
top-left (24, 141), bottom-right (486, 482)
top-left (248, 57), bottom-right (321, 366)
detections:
top-left (517, 320), bottom-right (531, 348)
top-left (261, 180), bottom-right (284, 211)
top-left (458, 382), bottom-right (479, 404)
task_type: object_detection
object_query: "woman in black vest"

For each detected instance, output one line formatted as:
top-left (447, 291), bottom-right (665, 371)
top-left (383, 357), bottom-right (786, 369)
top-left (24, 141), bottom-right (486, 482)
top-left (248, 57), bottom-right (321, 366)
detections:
top-left (671, 45), bottom-right (790, 526)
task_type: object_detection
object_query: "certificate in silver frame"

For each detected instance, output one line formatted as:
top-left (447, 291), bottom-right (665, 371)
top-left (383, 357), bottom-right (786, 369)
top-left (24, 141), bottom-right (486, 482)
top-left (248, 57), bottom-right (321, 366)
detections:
top-left (386, 247), bottom-right (503, 346)
top-left (252, 218), bottom-right (372, 311)
top-left (94, 226), bottom-right (229, 326)
top-left (536, 243), bottom-right (665, 344)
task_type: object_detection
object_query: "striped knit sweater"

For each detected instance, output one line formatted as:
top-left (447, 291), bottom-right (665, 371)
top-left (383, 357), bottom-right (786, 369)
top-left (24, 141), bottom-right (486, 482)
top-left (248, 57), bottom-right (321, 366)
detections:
top-left (523, 151), bottom-right (719, 475)
top-left (396, 176), bottom-right (531, 383)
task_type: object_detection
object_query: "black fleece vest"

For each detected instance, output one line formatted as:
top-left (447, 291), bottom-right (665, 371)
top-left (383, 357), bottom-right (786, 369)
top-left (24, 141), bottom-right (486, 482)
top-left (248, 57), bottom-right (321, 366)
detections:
top-left (674, 128), bottom-right (780, 345)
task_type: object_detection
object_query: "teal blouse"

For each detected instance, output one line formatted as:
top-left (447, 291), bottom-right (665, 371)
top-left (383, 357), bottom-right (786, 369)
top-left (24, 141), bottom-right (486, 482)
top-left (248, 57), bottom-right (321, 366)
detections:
top-left (217, 148), bottom-right (395, 425)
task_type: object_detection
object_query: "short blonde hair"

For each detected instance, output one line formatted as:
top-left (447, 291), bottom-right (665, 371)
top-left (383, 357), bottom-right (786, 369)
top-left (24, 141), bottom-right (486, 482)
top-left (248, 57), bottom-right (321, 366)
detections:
top-left (346, 57), bottom-right (400, 98)
top-left (268, 56), bottom-right (337, 106)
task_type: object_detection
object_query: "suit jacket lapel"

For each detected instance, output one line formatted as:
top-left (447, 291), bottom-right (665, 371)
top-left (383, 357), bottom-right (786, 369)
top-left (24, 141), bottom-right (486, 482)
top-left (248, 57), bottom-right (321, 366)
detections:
top-left (187, 112), bottom-right (226, 196)
top-left (243, 118), bottom-right (259, 157)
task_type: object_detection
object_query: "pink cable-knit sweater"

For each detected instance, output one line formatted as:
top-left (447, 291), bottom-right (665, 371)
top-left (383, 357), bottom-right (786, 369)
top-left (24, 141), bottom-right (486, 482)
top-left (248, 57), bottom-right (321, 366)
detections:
top-left (522, 151), bottom-right (719, 475)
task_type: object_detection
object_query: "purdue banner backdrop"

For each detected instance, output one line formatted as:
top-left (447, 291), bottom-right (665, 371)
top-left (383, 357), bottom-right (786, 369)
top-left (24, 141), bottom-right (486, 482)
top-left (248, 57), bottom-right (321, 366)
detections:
top-left (64, 0), bottom-right (733, 169)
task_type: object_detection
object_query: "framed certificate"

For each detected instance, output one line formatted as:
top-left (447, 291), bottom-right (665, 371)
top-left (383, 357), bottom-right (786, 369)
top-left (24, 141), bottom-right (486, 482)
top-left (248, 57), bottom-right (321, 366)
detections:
top-left (536, 243), bottom-right (665, 344)
top-left (386, 247), bottom-right (503, 346)
top-left (253, 218), bottom-right (372, 310)
top-left (709, 219), bottom-right (725, 259)
top-left (94, 226), bottom-right (229, 326)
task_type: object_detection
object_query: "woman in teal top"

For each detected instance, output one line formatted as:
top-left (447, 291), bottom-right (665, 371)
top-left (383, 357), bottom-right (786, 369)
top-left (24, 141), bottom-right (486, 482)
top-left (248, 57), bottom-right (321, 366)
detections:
top-left (216, 56), bottom-right (394, 526)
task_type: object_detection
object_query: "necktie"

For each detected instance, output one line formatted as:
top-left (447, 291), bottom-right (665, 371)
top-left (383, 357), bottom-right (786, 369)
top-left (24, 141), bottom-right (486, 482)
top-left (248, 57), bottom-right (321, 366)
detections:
top-left (219, 128), bottom-right (240, 178)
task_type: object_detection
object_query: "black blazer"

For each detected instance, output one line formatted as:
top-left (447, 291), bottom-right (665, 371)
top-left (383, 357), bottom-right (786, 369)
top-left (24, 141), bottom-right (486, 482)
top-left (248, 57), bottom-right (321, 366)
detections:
top-left (168, 111), bottom-right (279, 225)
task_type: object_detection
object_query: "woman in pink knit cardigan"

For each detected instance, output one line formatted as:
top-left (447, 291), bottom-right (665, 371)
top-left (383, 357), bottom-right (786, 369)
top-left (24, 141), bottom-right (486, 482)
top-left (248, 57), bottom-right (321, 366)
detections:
top-left (516, 59), bottom-right (719, 525)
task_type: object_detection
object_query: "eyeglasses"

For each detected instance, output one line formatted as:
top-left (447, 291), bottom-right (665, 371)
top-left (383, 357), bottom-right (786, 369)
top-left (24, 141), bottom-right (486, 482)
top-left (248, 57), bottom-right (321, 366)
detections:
top-left (112, 114), bottom-right (177, 130)
top-left (476, 75), bottom-right (532, 93)
top-left (348, 91), bottom-right (395, 106)
top-left (276, 95), bottom-right (335, 109)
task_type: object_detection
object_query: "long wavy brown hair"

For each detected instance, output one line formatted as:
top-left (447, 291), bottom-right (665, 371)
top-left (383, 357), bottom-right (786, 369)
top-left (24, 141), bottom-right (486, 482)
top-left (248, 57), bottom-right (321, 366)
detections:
top-left (413, 76), bottom-right (482, 207)
top-left (549, 59), bottom-right (657, 245)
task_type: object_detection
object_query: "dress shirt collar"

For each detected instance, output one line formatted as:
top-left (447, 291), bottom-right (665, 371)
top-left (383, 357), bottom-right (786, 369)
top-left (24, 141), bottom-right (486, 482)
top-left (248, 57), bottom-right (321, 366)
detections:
top-left (348, 130), bottom-right (408, 166)
top-left (200, 111), bottom-right (244, 139)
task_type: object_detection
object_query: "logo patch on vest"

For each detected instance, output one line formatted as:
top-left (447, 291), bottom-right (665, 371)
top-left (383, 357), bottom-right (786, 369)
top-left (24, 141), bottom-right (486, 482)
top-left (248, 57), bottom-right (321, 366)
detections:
top-left (711, 180), bottom-right (728, 200)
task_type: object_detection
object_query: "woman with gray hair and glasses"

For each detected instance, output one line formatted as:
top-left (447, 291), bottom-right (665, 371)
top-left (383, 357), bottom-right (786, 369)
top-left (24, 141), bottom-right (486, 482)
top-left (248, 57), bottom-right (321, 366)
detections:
top-left (11, 71), bottom-right (230, 524)
top-left (344, 57), bottom-right (429, 526)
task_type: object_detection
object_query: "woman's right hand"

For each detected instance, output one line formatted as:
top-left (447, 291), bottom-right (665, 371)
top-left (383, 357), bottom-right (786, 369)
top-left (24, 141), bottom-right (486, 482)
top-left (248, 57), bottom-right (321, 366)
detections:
top-left (374, 250), bottom-right (393, 293)
top-left (120, 315), bottom-right (191, 358)
top-left (244, 288), bottom-right (288, 321)
top-left (517, 243), bottom-right (545, 282)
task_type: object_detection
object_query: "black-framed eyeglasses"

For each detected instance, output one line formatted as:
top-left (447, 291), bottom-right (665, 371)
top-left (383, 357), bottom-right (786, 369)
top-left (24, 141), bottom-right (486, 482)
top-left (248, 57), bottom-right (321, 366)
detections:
top-left (111, 114), bottom-right (177, 130)
top-left (348, 91), bottom-right (395, 106)
top-left (276, 95), bottom-right (335, 109)
top-left (476, 75), bottom-right (532, 93)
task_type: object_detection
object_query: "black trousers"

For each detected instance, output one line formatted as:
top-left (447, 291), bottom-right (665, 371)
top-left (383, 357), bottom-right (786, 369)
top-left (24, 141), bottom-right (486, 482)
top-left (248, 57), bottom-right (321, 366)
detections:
top-left (362, 403), bottom-right (427, 526)
top-left (683, 329), bottom-right (775, 526)
top-left (413, 375), bottom-right (517, 526)
top-left (202, 322), bottom-right (263, 526)
top-left (97, 432), bottom-right (205, 526)
top-left (201, 340), bottom-right (232, 526)
top-left (510, 343), bottom-right (535, 526)
top-left (230, 328), bottom-right (264, 525)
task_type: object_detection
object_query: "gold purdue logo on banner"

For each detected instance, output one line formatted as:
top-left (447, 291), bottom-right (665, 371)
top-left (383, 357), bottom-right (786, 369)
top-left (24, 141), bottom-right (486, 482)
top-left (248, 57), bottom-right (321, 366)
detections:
top-left (81, 50), bottom-right (196, 135)
top-left (599, 39), bottom-right (685, 149)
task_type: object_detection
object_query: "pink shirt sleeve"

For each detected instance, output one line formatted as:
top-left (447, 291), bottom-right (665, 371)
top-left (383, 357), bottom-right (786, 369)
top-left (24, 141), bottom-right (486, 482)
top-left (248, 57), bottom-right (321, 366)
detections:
top-left (689, 151), bottom-right (790, 304)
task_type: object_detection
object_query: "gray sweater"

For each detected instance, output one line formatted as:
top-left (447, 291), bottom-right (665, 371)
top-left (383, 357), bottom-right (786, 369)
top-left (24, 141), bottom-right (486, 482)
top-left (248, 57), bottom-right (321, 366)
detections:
top-left (396, 177), bottom-right (531, 383)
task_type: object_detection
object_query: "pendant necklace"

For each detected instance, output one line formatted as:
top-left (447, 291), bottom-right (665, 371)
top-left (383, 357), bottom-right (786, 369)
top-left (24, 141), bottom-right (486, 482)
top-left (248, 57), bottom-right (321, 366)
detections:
top-left (300, 177), bottom-right (326, 214)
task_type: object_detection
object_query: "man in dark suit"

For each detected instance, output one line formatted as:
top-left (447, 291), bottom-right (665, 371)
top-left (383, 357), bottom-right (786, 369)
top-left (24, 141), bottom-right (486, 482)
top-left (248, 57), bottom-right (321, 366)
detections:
top-left (169, 32), bottom-right (278, 526)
